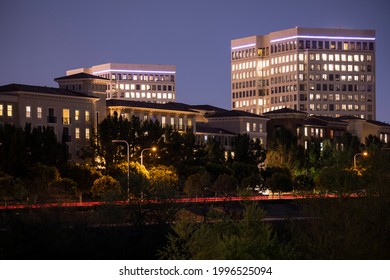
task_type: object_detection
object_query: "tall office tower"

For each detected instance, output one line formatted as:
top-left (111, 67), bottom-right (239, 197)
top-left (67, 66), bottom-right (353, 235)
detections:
top-left (231, 27), bottom-right (376, 120)
top-left (67, 63), bottom-right (176, 104)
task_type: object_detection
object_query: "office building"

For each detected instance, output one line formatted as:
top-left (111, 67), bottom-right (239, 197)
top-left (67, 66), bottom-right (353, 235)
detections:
top-left (67, 63), bottom-right (176, 104)
top-left (231, 27), bottom-right (376, 120)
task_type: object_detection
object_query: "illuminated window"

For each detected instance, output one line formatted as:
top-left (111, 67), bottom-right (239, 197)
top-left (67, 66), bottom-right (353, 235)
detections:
top-left (246, 122), bottom-right (250, 132)
top-left (85, 111), bottom-right (90, 122)
top-left (75, 110), bottom-right (80, 121)
top-left (62, 109), bottom-right (70, 124)
top-left (75, 128), bottom-right (80, 139)
top-left (26, 106), bottom-right (31, 118)
top-left (7, 105), bottom-right (12, 117)
top-left (37, 107), bottom-right (42, 119)
top-left (85, 128), bottom-right (90, 140)
top-left (0, 104), bottom-right (2, 116)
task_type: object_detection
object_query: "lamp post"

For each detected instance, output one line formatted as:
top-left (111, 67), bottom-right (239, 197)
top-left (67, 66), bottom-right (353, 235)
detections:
top-left (140, 147), bottom-right (157, 166)
top-left (112, 140), bottom-right (130, 202)
top-left (354, 151), bottom-right (368, 168)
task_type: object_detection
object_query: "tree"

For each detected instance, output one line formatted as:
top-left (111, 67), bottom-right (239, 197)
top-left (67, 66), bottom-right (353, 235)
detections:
top-left (48, 178), bottom-right (77, 204)
top-left (266, 126), bottom-right (302, 170)
top-left (212, 174), bottom-right (237, 197)
top-left (27, 163), bottom-right (60, 204)
top-left (266, 171), bottom-right (293, 195)
top-left (234, 134), bottom-right (265, 165)
top-left (159, 204), bottom-right (296, 259)
top-left (0, 172), bottom-right (12, 206)
top-left (314, 166), bottom-right (362, 195)
top-left (148, 165), bottom-right (179, 199)
top-left (183, 171), bottom-right (211, 197)
top-left (91, 175), bottom-right (121, 201)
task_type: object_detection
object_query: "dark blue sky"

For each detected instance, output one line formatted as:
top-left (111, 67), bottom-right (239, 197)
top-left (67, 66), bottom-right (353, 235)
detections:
top-left (1, 0), bottom-right (389, 122)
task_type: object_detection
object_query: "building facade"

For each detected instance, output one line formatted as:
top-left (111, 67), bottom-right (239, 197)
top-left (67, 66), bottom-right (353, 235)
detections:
top-left (0, 83), bottom-right (100, 160)
top-left (231, 27), bottom-right (376, 120)
top-left (67, 63), bottom-right (176, 104)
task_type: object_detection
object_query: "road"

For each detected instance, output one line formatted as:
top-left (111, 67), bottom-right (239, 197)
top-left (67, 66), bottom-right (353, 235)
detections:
top-left (0, 193), bottom-right (336, 210)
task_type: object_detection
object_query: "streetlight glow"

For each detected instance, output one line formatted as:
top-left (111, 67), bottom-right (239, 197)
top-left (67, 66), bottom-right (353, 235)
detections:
top-left (354, 151), bottom-right (368, 168)
top-left (112, 139), bottom-right (130, 202)
top-left (140, 147), bottom-right (157, 166)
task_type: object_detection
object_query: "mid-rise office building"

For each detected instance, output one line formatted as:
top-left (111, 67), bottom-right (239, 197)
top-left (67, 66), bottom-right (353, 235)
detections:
top-left (231, 27), bottom-right (376, 120)
top-left (67, 63), bottom-right (176, 104)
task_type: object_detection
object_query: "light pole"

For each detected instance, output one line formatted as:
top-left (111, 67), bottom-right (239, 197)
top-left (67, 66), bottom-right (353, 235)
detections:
top-left (112, 140), bottom-right (130, 202)
top-left (140, 147), bottom-right (157, 166)
top-left (354, 151), bottom-right (368, 168)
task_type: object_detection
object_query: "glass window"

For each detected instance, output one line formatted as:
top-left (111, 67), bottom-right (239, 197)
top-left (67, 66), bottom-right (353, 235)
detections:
top-left (62, 109), bottom-right (70, 124)
top-left (0, 104), bottom-right (2, 116)
top-left (161, 116), bottom-right (166, 127)
top-left (85, 111), bottom-right (90, 122)
top-left (75, 128), bottom-right (80, 139)
top-left (26, 106), bottom-right (31, 118)
top-left (7, 105), bottom-right (12, 117)
top-left (75, 110), bottom-right (80, 121)
top-left (37, 107), bottom-right (42, 119)
top-left (85, 128), bottom-right (90, 140)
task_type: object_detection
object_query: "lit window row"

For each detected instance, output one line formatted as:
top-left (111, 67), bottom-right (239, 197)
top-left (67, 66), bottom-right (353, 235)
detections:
top-left (112, 84), bottom-right (174, 91)
top-left (307, 83), bottom-right (373, 92)
top-left (231, 48), bottom-right (269, 60)
top-left (246, 122), bottom-right (264, 133)
top-left (109, 92), bottom-right (175, 100)
top-left (309, 93), bottom-right (373, 102)
top-left (73, 128), bottom-right (90, 140)
top-left (101, 73), bottom-right (175, 82)
top-left (298, 40), bottom-right (374, 51)
top-left (0, 104), bottom-right (13, 117)
top-left (232, 61), bottom-right (257, 71)
top-left (307, 63), bottom-right (373, 72)
top-left (309, 53), bottom-right (372, 62)
top-left (309, 103), bottom-right (372, 112)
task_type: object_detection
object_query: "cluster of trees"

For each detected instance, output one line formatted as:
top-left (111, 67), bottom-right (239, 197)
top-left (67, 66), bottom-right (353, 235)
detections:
top-left (1, 115), bottom-right (389, 259)
top-left (0, 113), bottom-right (265, 204)
top-left (1, 112), bottom-right (389, 205)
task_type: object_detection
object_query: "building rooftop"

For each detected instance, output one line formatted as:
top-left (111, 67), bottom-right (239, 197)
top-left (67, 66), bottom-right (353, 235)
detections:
top-left (208, 110), bottom-right (268, 119)
top-left (54, 72), bottom-right (109, 81)
top-left (263, 107), bottom-right (307, 116)
top-left (0, 83), bottom-right (98, 99)
top-left (106, 100), bottom-right (198, 113)
top-left (305, 116), bottom-right (348, 127)
top-left (196, 123), bottom-right (236, 135)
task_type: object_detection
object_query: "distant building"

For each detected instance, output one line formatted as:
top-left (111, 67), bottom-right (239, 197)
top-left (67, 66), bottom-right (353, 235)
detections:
top-left (340, 116), bottom-right (390, 145)
top-left (205, 110), bottom-right (269, 147)
top-left (67, 63), bottom-right (176, 104)
top-left (0, 82), bottom-right (102, 160)
top-left (264, 107), bottom-right (348, 148)
top-left (106, 99), bottom-right (197, 133)
top-left (231, 27), bottom-right (376, 120)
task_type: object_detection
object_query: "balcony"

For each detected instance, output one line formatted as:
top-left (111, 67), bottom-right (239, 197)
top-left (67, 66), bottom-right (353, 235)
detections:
top-left (47, 116), bottom-right (57, 123)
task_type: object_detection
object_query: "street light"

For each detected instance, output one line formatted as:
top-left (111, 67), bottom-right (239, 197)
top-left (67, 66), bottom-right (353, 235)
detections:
top-left (354, 151), bottom-right (368, 168)
top-left (112, 140), bottom-right (130, 202)
top-left (140, 147), bottom-right (157, 166)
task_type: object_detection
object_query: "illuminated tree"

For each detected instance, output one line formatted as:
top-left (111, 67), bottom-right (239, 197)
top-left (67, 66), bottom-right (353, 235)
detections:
top-left (91, 175), bottom-right (121, 201)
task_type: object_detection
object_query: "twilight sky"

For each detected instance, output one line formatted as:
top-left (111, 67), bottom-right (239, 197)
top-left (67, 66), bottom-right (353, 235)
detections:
top-left (1, 0), bottom-right (389, 122)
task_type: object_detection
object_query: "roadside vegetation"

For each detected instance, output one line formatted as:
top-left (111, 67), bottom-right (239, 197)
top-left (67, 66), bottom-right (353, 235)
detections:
top-left (0, 114), bottom-right (389, 259)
